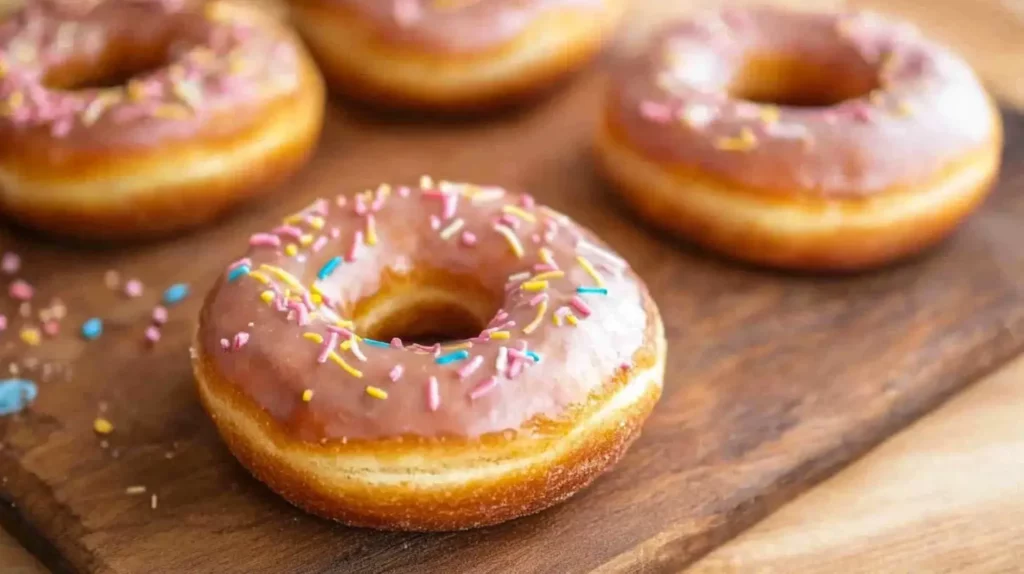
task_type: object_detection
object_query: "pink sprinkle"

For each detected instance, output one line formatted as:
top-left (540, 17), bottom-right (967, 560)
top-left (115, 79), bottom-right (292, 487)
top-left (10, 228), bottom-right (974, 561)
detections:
top-left (1, 253), bottom-right (20, 274)
top-left (457, 355), bottom-right (484, 379)
top-left (318, 331), bottom-right (339, 364)
top-left (310, 198), bottom-right (329, 215)
top-left (42, 320), bottom-right (59, 337)
top-left (272, 225), bottom-right (303, 241)
top-left (398, 186), bottom-right (411, 197)
top-left (0, 315), bottom-right (6, 331)
top-left (228, 257), bottom-right (252, 271)
top-left (441, 192), bottom-right (459, 220)
top-left (532, 234), bottom-right (542, 244)
top-left (249, 233), bottom-right (281, 247)
top-left (220, 338), bottom-right (230, 350)
top-left (460, 231), bottom-right (477, 246)
top-left (326, 325), bottom-right (354, 338)
top-left (370, 193), bottom-right (387, 212)
top-left (390, 337), bottom-right (404, 349)
top-left (233, 332), bottom-right (250, 349)
top-left (311, 236), bottom-right (328, 252)
top-left (496, 346), bottom-right (509, 373)
top-left (469, 376), bottom-right (498, 400)
top-left (507, 347), bottom-right (529, 361)
top-left (533, 263), bottom-right (555, 273)
top-left (492, 310), bottom-right (508, 323)
top-left (508, 359), bottom-right (524, 379)
top-left (426, 376), bottom-right (440, 411)
top-left (124, 279), bottom-right (143, 298)
top-left (288, 300), bottom-right (309, 326)
top-left (555, 306), bottom-right (571, 321)
top-left (330, 227), bottom-right (341, 239)
top-left (389, 364), bottom-right (404, 381)
top-left (620, 361), bottom-right (631, 370)
top-left (570, 296), bottom-right (592, 318)
top-left (529, 293), bottom-right (548, 307)
top-left (498, 213), bottom-right (520, 229)
top-left (429, 215), bottom-right (441, 230)
top-left (9, 280), bottom-right (33, 301)
top-left (275, 293), bottom-right (289, 312)
top-left (639, 100), bottom-right (673, 124)
top-left (144, 326), bottom-right (161, 344)
top-left (347, 231), bottom-right (363, 262)
top-left (302, 291), bottom-right (317, 311)
top-left (422, 188), bottom-right (444, 199)
top-left (335, 195), bottom-right (347, 207)
top-left (354, 196), bottom-right (368, 216)
top-left (152, 306), bottom-right (168, 325)
top-left (520, 194), bottom-right (535, 209)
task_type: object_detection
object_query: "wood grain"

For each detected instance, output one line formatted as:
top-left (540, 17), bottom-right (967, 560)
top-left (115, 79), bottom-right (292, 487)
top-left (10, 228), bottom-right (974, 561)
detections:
top-left (0, 1), bottom-right (1022, 573)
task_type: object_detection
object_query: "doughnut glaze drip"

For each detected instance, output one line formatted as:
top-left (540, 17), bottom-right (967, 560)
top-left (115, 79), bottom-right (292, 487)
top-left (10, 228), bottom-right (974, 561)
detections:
top-left (198, 181), bottom-right (655, 441)
top-left (322, 0), bottom-right (609, 53)
top-left (0, 0), bottom-right (303, 148)
top-left (606, 8), bottom-right (999, 197)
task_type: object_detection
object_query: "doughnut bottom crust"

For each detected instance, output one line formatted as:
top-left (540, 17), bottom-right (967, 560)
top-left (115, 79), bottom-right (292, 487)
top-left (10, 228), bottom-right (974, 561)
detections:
top-left (289, 1), bottom-right (625, 111)
top-left (595, 116), bottom-right (1003, 271)
top-left (192, 315), bottom-right (665, 531)
top-left (0, 61), bottom-right (324, 241)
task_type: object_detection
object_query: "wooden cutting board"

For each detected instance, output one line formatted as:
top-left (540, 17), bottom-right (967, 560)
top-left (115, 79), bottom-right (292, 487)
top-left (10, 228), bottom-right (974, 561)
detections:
top-left (1, 5), bottom-right (1023, 574)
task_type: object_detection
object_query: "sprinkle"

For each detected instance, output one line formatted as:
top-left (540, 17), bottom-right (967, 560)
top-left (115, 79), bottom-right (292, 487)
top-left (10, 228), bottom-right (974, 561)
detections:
top-left (365, 214), bottom-right (378, 246)
top-left (144, 326), bottom-right (161, 344)
top-left (0, 315), bottom-right (6, 331)
top-left (347, 231), bottom-right (364, 262)
top-left (496, 346), bottom-right (509, 373)
top-left (93, 418), bottom-right (114, 434)
top-left (389, 365), bottom-right (404, 381)
top-left (225, 264), bottom-right (249, 283)
top-left (302, 389), bottom-right (313, 402)
top-left (151, 494), bottom-right (158, 510)
top-left (529, 293), bottom-right (549, 306)
top-left (577, 286), bottom-right (608, 295)
top-left (759, 105), bottom-right (781, 124)
top-left (895, 100), bottom-right (914, 117)
top-left (457, 355), bottom-right (484, 379)
top-left (508, 271), bottom-right (531, 282)
top-left (569, 296), bottom-right (593, 318)
top-left (363, 338), bottom-right (389, 348)
top-left (523, 300), bottom-right (547, 334)
top-left (317, 256), bottom-right (343, 281)
top-left (391, 338), bottom-right (404, 349)
top-left (439, 218), bottom-right (465, 240)
top-left (566, 313), bottom-right (579, 326)
top-left (526, 350), bottom-right (542, 363)
top-left (308, 215), bottom-right (326, 230)
top-left (232, 332), bottom-right (250, 349)
top-left (639, 100), bottom-right (673, 123)
top-left (529, 270), bottom-right (564, 283)
top-left (119, 278), bottom-right (143, 298)
top-left (521, 280), bottom-right (548, 292)
top-left (366, 386), bottom-right (388, 400)
top-left (260, 290), bottom-right (275, 304)
top-left (470, 187), bottom-right (506, 203)
top-left (426, 376), bottom-right (440, 411)
top-left (349, 337), bottom-right (368, 361)
top-left (429, 215), bottom-right (441, 230)
top-left (502, 205), bottom-right (536, 223)
top-left (520, 194), bottom-right (536, 209)
top-left (81, 318), bottom-right (103, 340)
top-left (152, 306), bottom-right (168, 324)
top-left (420, 175), bottom-right (434, 189)
top-left (328, 351), bottom-right (363, 378)
top-left (441, 192), bottom-right (459, 220)
top-left (498, 213), bottom-right (521, 229)
top-left (1, 253), bottom-right (20, 274)
top-left (8, 280), bottom-right (32, 301)
top-left (317, 331), bottom-right (338, 363)
top-left (288, 300), bottom-right (310, 326)
top-left (247, 271), bottom-right (271, 285)
top-left (163, 283), bottom-right (190, 305)
top-left (0, 379), bottom-right (37, 415)
top-left (461, 231), bottom-right (477, 246)
top-left (435, 350), bottom-right (470, 365)
top-left (284, 244), bottom-right (298, 257)
top-left (259, 265), bottom-right (303, 292)
top-left (714, 127), bottom-right (758, 151)
top-left (442, 341), bottom-right (473, 351)
top-left (539, 247), bottom-right (557, 268)
top-left (303, 332), bottom-right (324, 344)
top-left (469, 376), bottom-right (498, 400)
top-left (311, 236), bottom-right (328, 252)
top-left (493, 225), bottom-right (524, 258)
top-left (249, 233), bottom-right (281, 247)
top-left (42, 321), bottom-right (59, 337)
top-left (125, 486), bottom-right (147, 495)
top-left (576, 255), bottom-right (605, 287)
top-left (489, 330), bottom-right (510, 340)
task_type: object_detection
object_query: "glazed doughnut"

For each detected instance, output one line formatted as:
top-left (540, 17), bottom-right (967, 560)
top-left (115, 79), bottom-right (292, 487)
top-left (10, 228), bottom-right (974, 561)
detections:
top-left (192, 180), bottom-right (664, 530)
top-left (288, 0), bottom-right (626, 111)
top-left (596, 8), bottom-right (1002, 271)
top-left (0, 0), bottom-right (324, 240)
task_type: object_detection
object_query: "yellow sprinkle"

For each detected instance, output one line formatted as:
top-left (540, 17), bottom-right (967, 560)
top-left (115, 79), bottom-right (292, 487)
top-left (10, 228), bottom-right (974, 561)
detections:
top-left (339, 339), bottom-right (352, 351)
top-left (299, 234), bottom-right (314, 246)
top-left (311, 293), bottom-right (323, 305)
top-left (376, 183), bottom-right (392, 196)
top-left (303, 332), bottom-right (324, 344)
top-left (759, 105), bottom-right (780, 125)
top-left (248, 271), bottom-right (271, 285)
top-left (329, 352), bottom-right (363, 378)
top-left (259, 290), bottom-right (275, 304)
top-left (489, 331), bottom-right (510, 340)
top-left (566, 313), bottom-right (579, 326)
top-left (365, 216), bottom-right (378, 246)
top-left (501, 205), bottom-right (537, 223)
top-left (172, 80), bottom-right (203, 110)
top-left (439, 218), bottom-right (464, 240)
top-left (20, 328), bottom-right (40, 346)
top-left (365, 386), bottom-right (388, 400)
top-left (576, 255), bottom-right (605, 287)
top-left (529, 270), bottom-right (565, 283)
top-left (259, 264), bottom-right (304, 292)
top-left (523, 300), bottom-right (548, 334)
top-left (93, 418), bottom-right (114, 435)
top-left (714, 127), bottom-right (758, 152)
top-left (895, 100), bottom-right (914, 117)
top-left (539, 247), bottom-right (557, 268)
top-left (335, 318), bottom-right (355, 329)
top-left (420, 175), bottom-right (434, 189)
top-left (552, 313), bottom-right (562, 326)
top-left (284, 213), bottom-right (304, 224)
top-left (442, 342), bottom-right (473, 351)
top-left (301, 389), bottom-right (313, 402)
top-left (521, 280), bottom-right (549, 292)
top-left (284, 244), bottom-right (298, 257)
top-left (152, 104), bottom-right (191, 120)
top-left (494, 225), bottom-right (524, 258)
top-left (308, 216), bottom-right (325, 230)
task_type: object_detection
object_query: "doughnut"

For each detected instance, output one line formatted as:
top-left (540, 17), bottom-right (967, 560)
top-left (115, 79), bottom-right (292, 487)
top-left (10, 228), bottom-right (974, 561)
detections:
top-left (0, 0), bottom-right (325, 240)
top-left (192, 180), bottom-right (665, 530)
top-left (596, 8), bottom-right (1002, 271)
top-left (288, 0), bottom-right (626, 111)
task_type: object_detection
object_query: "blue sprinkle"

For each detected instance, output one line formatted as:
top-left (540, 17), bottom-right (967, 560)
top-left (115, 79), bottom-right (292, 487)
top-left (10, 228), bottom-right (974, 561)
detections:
top-left (0, 379), bottom-right (37, 416)
top-left (363, 338), bottom-right (389, 348)
top-left (317, 256), bottom-right (343, 281)
top-left (526, 351), bottom-right (542, 363)
top-left (227, 265), bottom-right (250, 282)
top-left (435, 350), bottom-right (470, 365)
top-left (576, 287), bottom-right (609, 295)
top-left (163, 283), bottom-right (190, 305)
top-left (81, 318), bottom-right (103, 340)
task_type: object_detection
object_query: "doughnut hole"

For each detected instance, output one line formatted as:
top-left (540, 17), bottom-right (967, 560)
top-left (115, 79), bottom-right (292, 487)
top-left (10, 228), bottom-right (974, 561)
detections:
top-left (728, 53), bottom-right (878, 108)
top-left (43, 33), bottom-right (175, 91)
top-left (352, 268), bottom-right (502, 346)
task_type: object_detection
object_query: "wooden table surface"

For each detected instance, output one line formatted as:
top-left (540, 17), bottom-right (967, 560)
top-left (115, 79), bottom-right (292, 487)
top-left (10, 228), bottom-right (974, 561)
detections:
top-left (1, 0), bottom-right (1023, 572)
